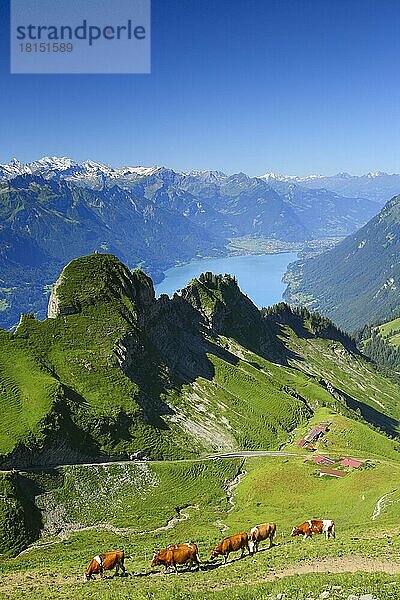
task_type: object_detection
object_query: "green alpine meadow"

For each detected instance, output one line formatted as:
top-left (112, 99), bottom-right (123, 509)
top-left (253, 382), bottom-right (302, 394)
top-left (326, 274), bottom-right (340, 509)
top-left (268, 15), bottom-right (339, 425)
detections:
top-left (0, 253), bottom-right (399, 598)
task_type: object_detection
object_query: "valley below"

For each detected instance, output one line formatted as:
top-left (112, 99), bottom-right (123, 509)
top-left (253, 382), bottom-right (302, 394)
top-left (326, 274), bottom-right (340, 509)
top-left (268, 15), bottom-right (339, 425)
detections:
top-left (0, 157), bottom-right (378, 330)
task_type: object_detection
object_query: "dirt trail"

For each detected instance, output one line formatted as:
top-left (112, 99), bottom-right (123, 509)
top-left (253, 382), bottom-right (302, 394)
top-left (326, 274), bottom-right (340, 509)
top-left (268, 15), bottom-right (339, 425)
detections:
top-left (206, 556), bottom-right (400, 592)
top-left (264, 556), bottom-right (400, 580)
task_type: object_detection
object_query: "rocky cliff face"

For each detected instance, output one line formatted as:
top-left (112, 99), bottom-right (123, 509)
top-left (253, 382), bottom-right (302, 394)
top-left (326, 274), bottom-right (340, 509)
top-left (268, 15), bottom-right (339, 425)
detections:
top-left (47, 259), bottom-right (285, 385)
top-left (47, 273), bottom-right (74, 318)
top-left (180, 274), bottom-right (265, 348)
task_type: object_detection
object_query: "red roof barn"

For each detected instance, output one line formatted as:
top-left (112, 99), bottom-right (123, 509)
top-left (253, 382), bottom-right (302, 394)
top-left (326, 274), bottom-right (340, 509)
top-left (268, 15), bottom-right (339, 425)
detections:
top-left (341, 458), bottom-right (363, 469)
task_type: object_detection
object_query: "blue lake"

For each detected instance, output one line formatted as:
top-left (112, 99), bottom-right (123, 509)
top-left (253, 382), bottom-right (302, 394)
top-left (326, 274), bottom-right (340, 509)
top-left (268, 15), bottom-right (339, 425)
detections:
top-left (154, 253), bottom-right (297, 308)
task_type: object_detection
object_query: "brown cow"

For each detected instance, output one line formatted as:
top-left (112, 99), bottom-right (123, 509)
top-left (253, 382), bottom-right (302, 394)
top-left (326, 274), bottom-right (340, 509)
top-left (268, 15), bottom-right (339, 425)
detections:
top-left (291, 519), bottom-right (335, 540)
top-left (210, 532), bottom-right (250, 564)
top-left (249, 522), bottom-right (276, 553)
top-left (84, 550), bottom-right (126, 581)
top-left (151, 542), bottom-right (200, 573)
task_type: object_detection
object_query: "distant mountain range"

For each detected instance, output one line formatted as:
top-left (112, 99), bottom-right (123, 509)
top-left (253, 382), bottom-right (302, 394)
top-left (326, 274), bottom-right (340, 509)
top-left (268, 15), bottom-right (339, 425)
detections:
top-left (284, 194), bottom-right (400, 331)
top-left (0, 156), bottom-right (394, 329)
top-left (3, 157), bottom-right (399, 206)
top-left (0, 173), bottom-right (225, 327)
top-left (261, 171), bottom-right (400, 205)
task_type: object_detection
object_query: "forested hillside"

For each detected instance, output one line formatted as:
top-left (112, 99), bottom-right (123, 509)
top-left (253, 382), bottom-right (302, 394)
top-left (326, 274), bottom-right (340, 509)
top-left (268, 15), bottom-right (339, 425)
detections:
top-left (284, 195), bottom-right (400, 330)
top-left (357, 316), bottom-right (400, 372)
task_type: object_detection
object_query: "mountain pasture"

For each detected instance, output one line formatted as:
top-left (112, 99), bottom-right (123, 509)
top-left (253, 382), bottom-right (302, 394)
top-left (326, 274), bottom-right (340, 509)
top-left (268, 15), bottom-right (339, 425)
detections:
top-left (0, 448), bottom-right (399, 599)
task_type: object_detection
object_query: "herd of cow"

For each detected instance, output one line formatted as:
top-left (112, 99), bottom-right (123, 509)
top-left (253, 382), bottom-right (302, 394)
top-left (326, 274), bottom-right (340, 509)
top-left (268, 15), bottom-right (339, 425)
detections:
top-left (83, 519), bottom-right (335, 581)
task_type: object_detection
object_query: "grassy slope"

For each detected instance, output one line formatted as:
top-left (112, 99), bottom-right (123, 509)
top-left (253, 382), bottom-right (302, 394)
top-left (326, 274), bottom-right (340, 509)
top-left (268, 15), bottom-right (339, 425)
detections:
top-left (38, 459), bottom-right (241, 533)
top-left (18, 309), bottom-right (138, 416)
top-left (3, 309), bottom-right (313, 460)
top-left (174, 350), bottom-right (312, 452)
top-left (1, 255), bottom-right (399, 464)
top-left (285, 407), bottom-right (400, 461)
top-left (282, 326), bottom-right (400, 428)
top-left (2, 301), bottom-right (400, 462)
top-left (0, 331), bottom-right (59, 455)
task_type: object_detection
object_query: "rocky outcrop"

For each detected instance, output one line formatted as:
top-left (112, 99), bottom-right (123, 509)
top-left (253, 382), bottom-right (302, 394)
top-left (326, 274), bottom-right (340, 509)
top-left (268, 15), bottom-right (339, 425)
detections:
top-left (47, 272), bottom-right (79, 318)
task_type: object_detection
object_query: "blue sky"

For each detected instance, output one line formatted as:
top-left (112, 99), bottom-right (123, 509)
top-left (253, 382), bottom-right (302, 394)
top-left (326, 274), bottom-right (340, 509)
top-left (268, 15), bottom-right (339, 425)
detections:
top-left (1, 0), bottom-right (400, 175)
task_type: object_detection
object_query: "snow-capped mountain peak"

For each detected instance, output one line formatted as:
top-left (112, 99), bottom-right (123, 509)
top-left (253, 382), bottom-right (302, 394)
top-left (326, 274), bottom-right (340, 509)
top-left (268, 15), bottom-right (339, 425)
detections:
top-left (367, 171), bottom-right (388, 179)
top-left (0, 156), bottom-right (166, 182)
top-left (9, 157), bottom-right (24, 168)
top-left (186, 169), bottom-right (227, 181)
top-left (259, 172), bottom-right (322, 182)
top-left (0, 156), bottom-right (79, 178)
top-left (0, 158), bottom-right (398, 207)
top-left (118, 165), bottom-right (164, 177)
top-left (0, 158), bottom-right (30, 178)
top-left (31, 156), bottom-right (77, 170)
